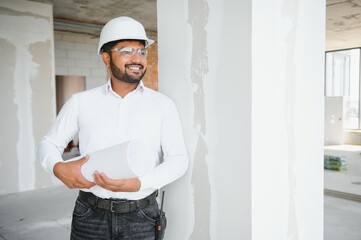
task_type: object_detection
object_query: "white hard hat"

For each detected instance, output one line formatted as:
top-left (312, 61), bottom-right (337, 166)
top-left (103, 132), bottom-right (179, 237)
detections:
top-left (97, 16), bottom-right (154, 54)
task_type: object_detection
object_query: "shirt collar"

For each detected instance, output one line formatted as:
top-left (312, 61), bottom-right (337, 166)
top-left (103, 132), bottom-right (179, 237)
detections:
top-left (105, 79), bottom-right (145, 97)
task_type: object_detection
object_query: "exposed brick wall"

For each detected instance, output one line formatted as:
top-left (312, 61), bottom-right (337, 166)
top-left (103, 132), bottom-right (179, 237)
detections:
top-left (54, 31), bottom-right (158, 92)
top-left (143, 43), bottom-right (158, 91)
top-left (54, 32), bottom-right (107, 90)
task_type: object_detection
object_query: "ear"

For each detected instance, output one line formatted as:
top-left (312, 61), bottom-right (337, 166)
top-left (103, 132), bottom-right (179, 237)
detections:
top-left (102, 52), bottom-right (111, 69)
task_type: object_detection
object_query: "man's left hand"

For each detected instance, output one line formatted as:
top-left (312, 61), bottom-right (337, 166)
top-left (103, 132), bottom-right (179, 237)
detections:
top-left (92, 171), bottom-right (141, 192)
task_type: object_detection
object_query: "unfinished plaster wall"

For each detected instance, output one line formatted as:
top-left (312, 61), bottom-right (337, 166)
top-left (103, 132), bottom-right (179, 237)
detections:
top-left (0, 0), bottom-right (55, 194)
top-left (158, 0), bottom-right (324, 239)
top-left (158, 0), bottom-right (251, 239)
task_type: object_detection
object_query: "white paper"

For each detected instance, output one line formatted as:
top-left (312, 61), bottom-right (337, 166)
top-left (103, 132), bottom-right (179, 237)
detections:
top-left (67, 140), bottom-right (156, 182)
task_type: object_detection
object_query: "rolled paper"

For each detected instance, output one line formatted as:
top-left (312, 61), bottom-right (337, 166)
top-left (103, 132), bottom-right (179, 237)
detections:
top-left (71, 140), bottom-right (155, 182)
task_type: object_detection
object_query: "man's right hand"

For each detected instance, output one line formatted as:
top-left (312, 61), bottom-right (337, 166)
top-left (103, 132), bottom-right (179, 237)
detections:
top-left (53, 155), bottom-right (95, 189)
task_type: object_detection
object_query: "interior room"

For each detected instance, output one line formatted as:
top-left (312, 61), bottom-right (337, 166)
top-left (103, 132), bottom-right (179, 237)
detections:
top-left (324, 1), bottom-right (361, 203)
top-left (0, 0), bottom-right (360, 239)
top-left (323, 3), bottom-right (361, 239)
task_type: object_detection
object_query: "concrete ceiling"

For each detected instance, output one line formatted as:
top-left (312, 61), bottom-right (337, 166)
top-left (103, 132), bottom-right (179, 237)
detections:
top-left (29, 0), bottom-right (361, 51)
top-left (326, 0), bottom-right (361, 51)
top-left (30, 0), bottom-right (157, 40)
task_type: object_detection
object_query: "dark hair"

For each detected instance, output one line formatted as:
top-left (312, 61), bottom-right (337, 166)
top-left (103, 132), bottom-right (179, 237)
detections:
top-left (101, 40), bottom-right (119, 53)
top-left (101, 39), bottom-right (146, 53)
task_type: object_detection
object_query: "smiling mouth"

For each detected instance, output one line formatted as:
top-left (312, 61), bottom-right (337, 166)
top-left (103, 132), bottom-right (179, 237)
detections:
top-left (126, 65), bottom-right (143, 72)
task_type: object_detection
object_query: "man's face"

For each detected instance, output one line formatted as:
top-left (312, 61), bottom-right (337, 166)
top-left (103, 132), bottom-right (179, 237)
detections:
top-left (107, 40), bottom-right (147, 84)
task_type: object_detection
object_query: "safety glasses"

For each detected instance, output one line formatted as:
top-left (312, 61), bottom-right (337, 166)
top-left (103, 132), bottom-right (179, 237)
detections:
top-left (111, 47), bottom-right (148, 59)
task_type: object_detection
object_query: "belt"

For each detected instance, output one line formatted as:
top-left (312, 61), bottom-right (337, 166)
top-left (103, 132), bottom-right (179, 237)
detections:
top-left (78, 191), bottom-right (158, 214)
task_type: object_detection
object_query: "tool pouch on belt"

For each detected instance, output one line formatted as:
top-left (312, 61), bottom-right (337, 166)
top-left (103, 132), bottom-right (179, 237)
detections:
top-left (155, 211), bottom-right (167, 240)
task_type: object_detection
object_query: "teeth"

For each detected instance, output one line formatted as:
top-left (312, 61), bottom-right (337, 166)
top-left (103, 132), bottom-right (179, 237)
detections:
top-left (127, 65), bottom-right (141, 70)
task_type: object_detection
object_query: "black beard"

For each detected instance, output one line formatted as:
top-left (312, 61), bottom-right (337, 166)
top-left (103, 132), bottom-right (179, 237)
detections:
top-left (109, 56), bottom-right (146, 83)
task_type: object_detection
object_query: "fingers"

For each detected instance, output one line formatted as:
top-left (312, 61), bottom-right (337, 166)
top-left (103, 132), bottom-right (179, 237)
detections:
top-left (54, 157), bottom-right (95, 189)
top-left (92, 173), bottom-right (140, 192)
top-left (76, 177), bottom-right (96, 189)
top-left (78, 155), bottom-right (90, 165)
top-left (64, 172), bottom-right (95, 189)
top-left (92, 171), bottom-right (108, 185)
top-left (93, 171), bottom-right (119, 192)
top-left (72, 155), bottom-right (95, 188)
top-left (70, 176), bottom-right (95, 189)
top-left (78, 159), bottom-right (95, 188)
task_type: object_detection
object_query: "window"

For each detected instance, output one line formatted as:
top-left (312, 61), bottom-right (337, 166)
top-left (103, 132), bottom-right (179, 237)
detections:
top-left (325, 48), bottom-right (361, 129)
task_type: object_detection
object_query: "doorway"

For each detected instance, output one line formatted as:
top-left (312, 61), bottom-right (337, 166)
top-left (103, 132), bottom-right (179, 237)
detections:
top-left (56, 75), bottom-right (85, 158)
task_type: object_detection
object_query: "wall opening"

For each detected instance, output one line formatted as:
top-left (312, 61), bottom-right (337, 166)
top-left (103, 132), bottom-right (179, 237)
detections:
top-left (55, 75), bottom-right (85, 159)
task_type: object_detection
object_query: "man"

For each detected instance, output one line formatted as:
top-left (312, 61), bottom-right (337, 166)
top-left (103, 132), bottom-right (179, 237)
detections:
top-left (38, 16), bottom-right (189, 240)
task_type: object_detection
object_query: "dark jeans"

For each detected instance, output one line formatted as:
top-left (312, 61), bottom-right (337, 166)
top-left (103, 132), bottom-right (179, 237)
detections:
top-left (70, 195), bottom-right (159, 240)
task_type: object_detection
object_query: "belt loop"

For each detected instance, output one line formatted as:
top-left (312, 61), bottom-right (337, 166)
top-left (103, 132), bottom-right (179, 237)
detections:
top-left (94, 195), bottom-right (99, 207)
top-left (135, 200), bottom-right (140, 211)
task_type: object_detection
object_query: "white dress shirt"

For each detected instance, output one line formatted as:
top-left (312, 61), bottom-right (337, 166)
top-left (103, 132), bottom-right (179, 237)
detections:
top-left (38, 80), bottom-right (189, 200)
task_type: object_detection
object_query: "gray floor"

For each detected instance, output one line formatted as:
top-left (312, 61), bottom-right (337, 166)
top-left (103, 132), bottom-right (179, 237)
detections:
top-left (323, 145), bottom-right (361, 240)
top-left (1, 145), bottom-right (360, 239)
top-left (0, 186), bottom-right (360, 240)
top-left (0, 186), bottom-right (77, 240)
top-left (324, 195), bottom-right (361, 240)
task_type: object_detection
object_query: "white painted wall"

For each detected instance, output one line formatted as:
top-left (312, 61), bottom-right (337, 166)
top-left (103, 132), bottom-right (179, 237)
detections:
top-left (0, 0), bottom-right (55, 194)
top-left (158, 0), bottom-right (324, 239)
top-left (252, 0), bottom-right (324, 239)
top-left (324, 97), bottom-right (344, 145)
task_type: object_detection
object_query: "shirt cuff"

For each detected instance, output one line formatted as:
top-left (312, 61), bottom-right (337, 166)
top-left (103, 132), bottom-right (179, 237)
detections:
top-left (44, 155), bottom-right (63, 175)
top-left (138, 174), bottom-right (155, 191)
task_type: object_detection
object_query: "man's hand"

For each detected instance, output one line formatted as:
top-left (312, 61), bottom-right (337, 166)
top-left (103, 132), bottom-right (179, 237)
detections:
top-left (53, 155), bottom-right (95, 189)
top-left (92, 171), bottom-right (141, 192)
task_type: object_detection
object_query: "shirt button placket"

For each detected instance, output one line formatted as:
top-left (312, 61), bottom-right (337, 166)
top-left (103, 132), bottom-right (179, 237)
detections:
top-left (117, 99), bottom-right (123, 142)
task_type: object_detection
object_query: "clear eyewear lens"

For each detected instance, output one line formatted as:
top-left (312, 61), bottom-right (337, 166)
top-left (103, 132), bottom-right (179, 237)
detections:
top-left (112, 47), bottom-right (147, 58)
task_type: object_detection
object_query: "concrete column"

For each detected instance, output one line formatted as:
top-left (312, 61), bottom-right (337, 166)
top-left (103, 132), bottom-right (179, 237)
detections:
top-left (251, 0), bottom-right (324, 239)
top-left (158, 0), bottom-right (324, 239)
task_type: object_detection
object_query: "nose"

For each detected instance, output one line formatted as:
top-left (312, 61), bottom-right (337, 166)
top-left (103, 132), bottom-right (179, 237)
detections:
top-left (130, 52), bottom-right (147, 65)
top-left (130, 52), bottom-right (141, 63)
